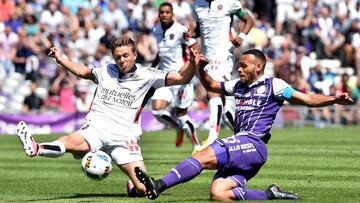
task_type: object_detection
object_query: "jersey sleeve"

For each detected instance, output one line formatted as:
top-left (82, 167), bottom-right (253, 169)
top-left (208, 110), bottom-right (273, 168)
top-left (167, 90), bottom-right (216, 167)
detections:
top-left (146, 67), bottom-right (167, 89)
top-left (221, 79), bottom-right (240, 96)
top-left (91, 67), bottom-right (101, 84)
top-left (180, 24), bottom-right (189, 44)
top-left (272, 78), bottom-right (295, 101)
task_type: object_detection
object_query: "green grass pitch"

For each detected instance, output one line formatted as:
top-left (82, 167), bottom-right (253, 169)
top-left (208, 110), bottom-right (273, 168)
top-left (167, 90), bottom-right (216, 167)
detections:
top-left (1, 127), bottom-right (360, 202)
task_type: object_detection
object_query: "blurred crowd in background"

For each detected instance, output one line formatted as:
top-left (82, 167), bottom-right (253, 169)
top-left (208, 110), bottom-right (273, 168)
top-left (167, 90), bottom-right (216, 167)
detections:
top-left (0, 0), bottom-right (359, 127)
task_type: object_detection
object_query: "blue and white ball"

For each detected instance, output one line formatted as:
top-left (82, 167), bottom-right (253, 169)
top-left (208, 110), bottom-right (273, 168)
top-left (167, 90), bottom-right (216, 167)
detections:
top-left (81, 151), bottom-right (112, 180)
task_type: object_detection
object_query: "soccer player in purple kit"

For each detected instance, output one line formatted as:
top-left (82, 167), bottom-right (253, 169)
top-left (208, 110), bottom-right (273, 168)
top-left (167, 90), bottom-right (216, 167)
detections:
top-left (135, 49), bottom-right (354, 201)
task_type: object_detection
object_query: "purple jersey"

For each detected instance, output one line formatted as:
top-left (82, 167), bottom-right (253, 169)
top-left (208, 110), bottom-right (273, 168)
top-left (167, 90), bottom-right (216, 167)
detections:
top-left (221, 75), bottom-right (292, 143)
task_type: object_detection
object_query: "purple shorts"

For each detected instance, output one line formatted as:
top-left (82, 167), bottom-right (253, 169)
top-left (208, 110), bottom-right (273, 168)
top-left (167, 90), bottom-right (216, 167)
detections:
top-left (210, 134), bottom-right (268, 182)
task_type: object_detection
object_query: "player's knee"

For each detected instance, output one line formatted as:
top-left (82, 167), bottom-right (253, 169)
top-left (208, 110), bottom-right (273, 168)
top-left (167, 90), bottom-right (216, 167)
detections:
top-left (152, 100), bottom-right (168, 110)
top-left (192, 148), bottom-right (217, 169)
top-left (210, 186), bottom-right (228, 201)
top-left (210, 194), bottom-right (228, 201)
top-left (152, 105), bottom-right (164, 111)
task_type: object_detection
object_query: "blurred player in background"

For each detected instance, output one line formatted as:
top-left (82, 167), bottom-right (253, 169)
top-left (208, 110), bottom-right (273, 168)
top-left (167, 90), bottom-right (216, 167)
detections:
top-left (151, 2), bottom-right (201, 152)
top-left (16, 36), bottom-right (202, 197)
top-left (135, 49), bottom-right (354, 201)
top-left (192, 0), bottom-right (254, 146)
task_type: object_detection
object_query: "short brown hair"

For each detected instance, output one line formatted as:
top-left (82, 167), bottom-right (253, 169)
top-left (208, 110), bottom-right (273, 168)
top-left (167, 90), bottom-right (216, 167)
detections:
top-left (110, 36), bottom-right (136, 55)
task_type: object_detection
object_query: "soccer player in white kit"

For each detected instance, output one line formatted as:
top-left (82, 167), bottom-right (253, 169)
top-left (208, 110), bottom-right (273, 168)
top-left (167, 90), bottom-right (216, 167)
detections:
top-left (193, 0), bottom-right (254, 146)
top-left (151, 2), bottom-right (201, 152)
top-left (16, 36), bottom-right (205, 196)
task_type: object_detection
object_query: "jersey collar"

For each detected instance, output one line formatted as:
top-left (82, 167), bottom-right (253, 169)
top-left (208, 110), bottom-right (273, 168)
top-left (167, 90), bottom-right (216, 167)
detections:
top-left (248, 75), bottom-right (269, 87)
top-left (161, 20), bottom-right (174, 34)
top-left (118, 65), bottom-right (137, 79)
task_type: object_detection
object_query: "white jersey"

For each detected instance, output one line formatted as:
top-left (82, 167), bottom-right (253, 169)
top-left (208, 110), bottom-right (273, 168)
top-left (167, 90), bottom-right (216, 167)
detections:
top-left (152, 21), bottom-right (188, 72)
top-left (87, 64), bottom-right (167, 139)
top-left (193, 0), bottom-right (242, 57)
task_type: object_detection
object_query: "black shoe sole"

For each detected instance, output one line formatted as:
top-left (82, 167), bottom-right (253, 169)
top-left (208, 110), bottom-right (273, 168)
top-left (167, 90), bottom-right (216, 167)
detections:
top-left (266, 184), bottom-right (299, 200)
top-left (134, 167), bottom-right (159, 200)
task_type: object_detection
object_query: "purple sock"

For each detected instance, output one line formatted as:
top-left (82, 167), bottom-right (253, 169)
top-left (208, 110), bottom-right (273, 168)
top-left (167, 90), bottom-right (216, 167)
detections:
top-left (232, 187), bottom-right (269, 200)
top-left (161, 157), bottom-right (202, 189)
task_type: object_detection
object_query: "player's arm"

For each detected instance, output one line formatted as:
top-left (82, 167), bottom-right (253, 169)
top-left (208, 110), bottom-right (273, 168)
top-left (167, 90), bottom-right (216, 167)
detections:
top-left (165, 60), bottom-right (194, 86)
top-left (274, 78), bottom-right (354, 107)
top-left (165, 48), bottom-right (208, 86)
top-left (165, 30), bottom-right (199, 86)
top-left (289, 91), bottom-right (354, 107)
top-left (235, 9), bottom-right (254, 34)
top-left (48, 47), bottom-right (95, 81)
top-left (196, 60), bottom-right (222, 94)
top-left (232, 8), bottom-right (254, 47)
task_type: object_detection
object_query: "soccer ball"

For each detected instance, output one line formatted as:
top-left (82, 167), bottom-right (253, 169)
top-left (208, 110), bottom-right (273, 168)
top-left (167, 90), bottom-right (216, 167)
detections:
top-left (81, 151), bottom-right (112, 180)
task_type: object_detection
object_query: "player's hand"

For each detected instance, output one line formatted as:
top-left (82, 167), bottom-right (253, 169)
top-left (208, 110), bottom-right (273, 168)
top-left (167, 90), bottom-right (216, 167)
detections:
top-left (196, 54), bottom-right (209, 68)
top-left (48, 47), bottom-right (63, 62)
top-left (232, 37), bottom-right (243, 47)
top-left (183, 26), bottom-right (193, 40)
top-left (186, 47), bottom-right (195, 62)
top-left (335, 93), bottom-right (354, 105)
top-left (190, 49), bottom-right (208, 68)
top-left (187, 47), bottom-right (208, 68)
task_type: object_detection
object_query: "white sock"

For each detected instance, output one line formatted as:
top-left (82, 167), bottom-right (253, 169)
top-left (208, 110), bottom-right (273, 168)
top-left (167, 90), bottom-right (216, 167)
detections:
top-left (178, 115), bottom-right (200, 147)
top-left (222, 110), bottom-right (234, 131)
top-left (38, 140), bottom-right (66, 158)
top-left (223, 96), bottom-right (235, 130)
top-left (207, 97), bottom-right (223, 143)
top-left (152, 109), bottom-right (178, 128)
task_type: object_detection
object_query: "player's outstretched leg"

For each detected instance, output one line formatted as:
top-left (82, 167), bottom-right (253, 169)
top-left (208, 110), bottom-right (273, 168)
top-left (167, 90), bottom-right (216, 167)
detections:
top-left (135, 157), bottom-right (203, 200)
top-left (17, 121), bottom-right (38, 157)
top-left (134, 167), bottom-right (159, 200)
top-left (265, 184), bottom-right (299, 200)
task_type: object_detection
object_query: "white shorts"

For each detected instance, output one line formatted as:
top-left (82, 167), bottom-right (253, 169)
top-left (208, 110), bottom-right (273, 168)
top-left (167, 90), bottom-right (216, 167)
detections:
top-left (276, 4), bottom-right (294, 23)
top-left (204, 53), bottom-right (234, 82)
top-left (78, 123), bottom-right (143, 165)
top-left (152, 84), bottom-right (194, 109)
